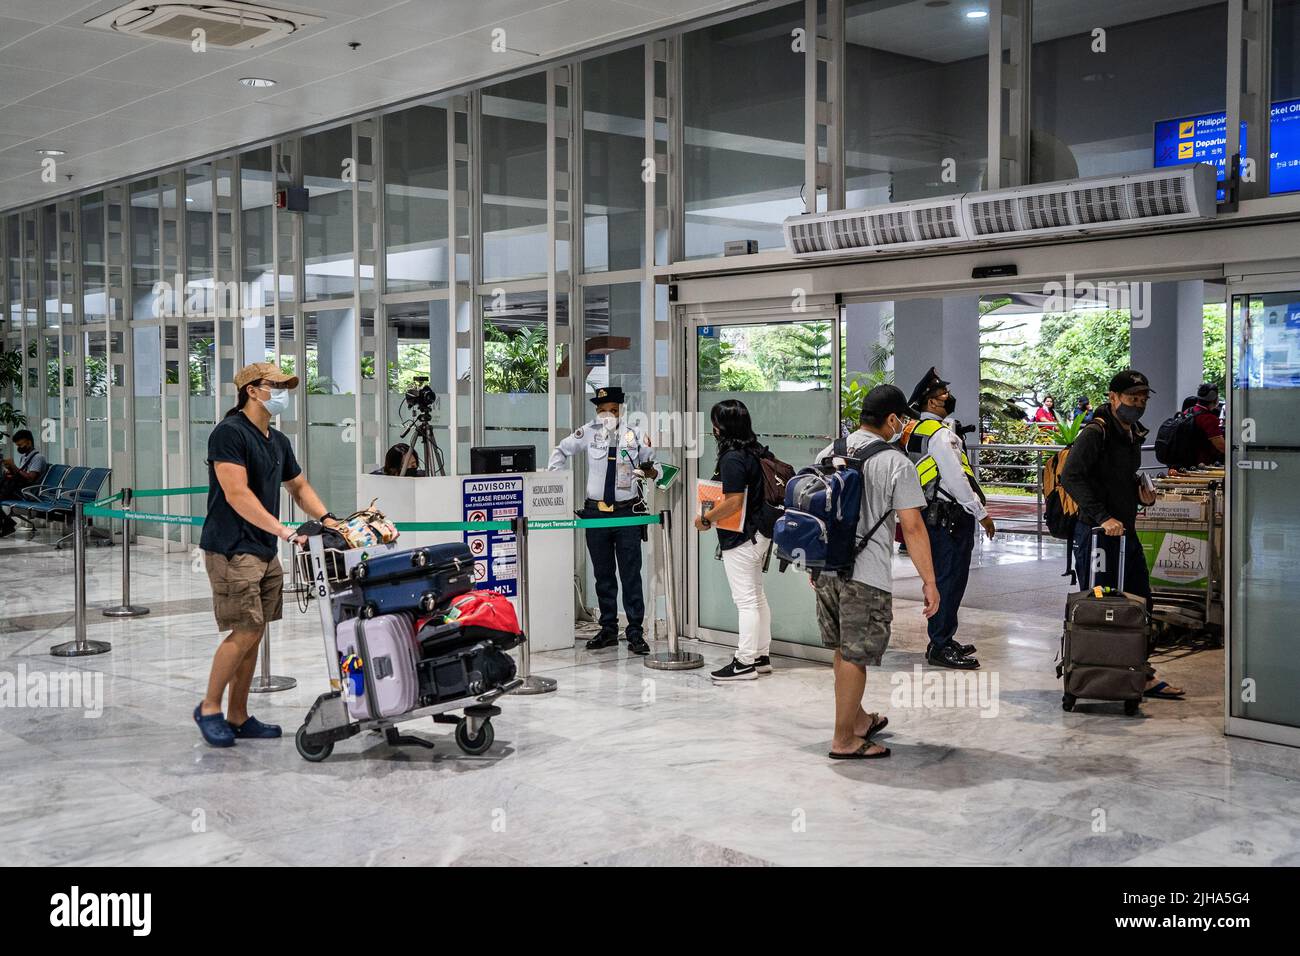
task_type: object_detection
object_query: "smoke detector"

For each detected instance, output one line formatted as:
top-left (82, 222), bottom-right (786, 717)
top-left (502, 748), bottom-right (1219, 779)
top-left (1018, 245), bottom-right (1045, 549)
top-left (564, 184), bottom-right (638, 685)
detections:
top-left (86, 2), bottom-right (324, 49)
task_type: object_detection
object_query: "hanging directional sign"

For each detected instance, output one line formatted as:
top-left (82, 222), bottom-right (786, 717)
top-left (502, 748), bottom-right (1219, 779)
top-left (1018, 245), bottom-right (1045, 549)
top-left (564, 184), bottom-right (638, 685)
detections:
top-left (1237, 459), bottom-right (1279, 471)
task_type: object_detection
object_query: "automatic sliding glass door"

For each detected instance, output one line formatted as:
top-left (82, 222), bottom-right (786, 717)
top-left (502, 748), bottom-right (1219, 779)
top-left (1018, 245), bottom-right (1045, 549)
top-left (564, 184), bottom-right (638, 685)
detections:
top-left (1227, 282), bottom-right (1300, 745)
top-left (689, 315), bottom-right (839, 652)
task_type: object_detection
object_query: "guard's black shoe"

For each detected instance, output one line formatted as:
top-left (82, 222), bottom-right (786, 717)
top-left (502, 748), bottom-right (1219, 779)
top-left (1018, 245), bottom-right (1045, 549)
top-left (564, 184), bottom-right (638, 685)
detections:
top-left (585, 632), bottom-right (618, 650)
top-left (626, 636), bottom-right (651, 656)
top-left (927, 641), bottom-right (980, 669)
top-left (955, 643), bottom-right (976, 656)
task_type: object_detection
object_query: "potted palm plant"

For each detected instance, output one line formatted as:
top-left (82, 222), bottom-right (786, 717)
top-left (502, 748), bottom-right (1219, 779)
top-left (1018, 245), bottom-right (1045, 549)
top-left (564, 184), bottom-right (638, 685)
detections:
top-left (0, 347), bottom-right (26, 444)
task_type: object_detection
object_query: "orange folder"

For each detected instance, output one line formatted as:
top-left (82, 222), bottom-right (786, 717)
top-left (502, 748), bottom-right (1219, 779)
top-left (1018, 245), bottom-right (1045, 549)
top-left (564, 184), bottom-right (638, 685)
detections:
top-left (696, 480), bottom-right (746, 533)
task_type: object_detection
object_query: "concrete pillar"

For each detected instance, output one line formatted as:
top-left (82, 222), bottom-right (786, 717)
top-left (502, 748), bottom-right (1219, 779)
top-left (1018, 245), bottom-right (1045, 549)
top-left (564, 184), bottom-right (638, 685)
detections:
top-left (1130, 280), bottom-right (1205, 436)
top-left (893, 295), bottom-right (981, 426)
top-left (844, 300), bottom-right (891, 382)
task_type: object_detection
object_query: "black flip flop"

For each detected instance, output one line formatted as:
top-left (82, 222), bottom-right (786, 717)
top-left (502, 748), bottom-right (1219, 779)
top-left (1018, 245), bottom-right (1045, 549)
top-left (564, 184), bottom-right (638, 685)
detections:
top-left (1144, 681), bottom-right (1186, 700)
top-left (864, 714), bottom-right (888, 738)
top-left (828, 741), bottom-right (891, 760)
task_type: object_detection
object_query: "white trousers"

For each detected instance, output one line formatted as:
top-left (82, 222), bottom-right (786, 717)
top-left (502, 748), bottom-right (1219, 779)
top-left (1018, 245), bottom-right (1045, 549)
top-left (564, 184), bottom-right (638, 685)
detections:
top-left (721, 533), bottom-right (772, 665)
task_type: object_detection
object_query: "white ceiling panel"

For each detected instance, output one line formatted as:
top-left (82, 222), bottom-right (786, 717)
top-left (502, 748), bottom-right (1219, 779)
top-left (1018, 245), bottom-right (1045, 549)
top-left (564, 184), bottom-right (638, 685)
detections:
top-left (5, 0), bottom-right (101, 26)
top-left (0, 104), bottom-right (90, 137)
top-left (0, 14), bottom-right (44, 45)
top-left (0, 0), bottom-right (755, 213)
top-left (0, 63), bottom-right (66, 100)
top-left (20, 76), bottom-right (155, 114)
top-left (0, 24), bottom-right (143, 71)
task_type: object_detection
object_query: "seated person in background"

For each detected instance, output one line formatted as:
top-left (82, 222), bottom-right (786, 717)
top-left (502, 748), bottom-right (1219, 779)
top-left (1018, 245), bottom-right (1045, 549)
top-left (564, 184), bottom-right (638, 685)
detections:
top-left (372, 442), bottom-right (426, 477)
top-left (1, 430), bottom-right (48, 538)
top-left (1033, 395), bottom-right (1060, 429)
top-left (1074, 396), bottom-right (1093, 423)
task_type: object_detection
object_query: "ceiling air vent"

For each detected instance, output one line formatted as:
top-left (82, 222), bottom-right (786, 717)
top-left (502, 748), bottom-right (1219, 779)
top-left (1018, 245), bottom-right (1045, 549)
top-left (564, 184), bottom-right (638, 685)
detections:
top-left (86, 2), bottom-right (323, 49)
top-left (783, 164), bottom-right (1217, 259)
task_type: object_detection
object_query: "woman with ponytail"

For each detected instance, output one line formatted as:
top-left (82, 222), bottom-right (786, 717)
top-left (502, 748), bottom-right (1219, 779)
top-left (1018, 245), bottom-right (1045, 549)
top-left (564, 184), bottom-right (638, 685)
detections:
top-left (694, 399), bottom-right (774, 683)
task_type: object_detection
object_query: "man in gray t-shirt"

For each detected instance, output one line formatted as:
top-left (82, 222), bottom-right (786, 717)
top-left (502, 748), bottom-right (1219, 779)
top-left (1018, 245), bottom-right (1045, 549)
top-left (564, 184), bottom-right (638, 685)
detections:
top-left (813, 385), bottom-right (939, 761)
top-left (1, 430), bottom-right (48, 538)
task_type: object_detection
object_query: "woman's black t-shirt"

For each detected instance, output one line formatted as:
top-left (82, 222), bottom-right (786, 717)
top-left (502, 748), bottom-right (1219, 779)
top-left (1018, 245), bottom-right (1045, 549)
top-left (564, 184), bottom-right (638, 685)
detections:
top-left (715, 446), bottom-right (766, 551)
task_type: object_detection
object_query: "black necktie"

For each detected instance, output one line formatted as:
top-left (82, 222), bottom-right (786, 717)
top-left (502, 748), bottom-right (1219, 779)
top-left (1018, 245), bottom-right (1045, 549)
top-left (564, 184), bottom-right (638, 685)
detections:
top-left (602, 436), bottom-right (617, 504)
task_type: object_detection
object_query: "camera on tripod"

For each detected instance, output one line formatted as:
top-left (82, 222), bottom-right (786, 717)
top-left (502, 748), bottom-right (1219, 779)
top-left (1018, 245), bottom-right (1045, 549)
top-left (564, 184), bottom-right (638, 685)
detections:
top-left (404, 376), bottom-right (438, 416)
top-left (398, 376), bottom-right (446, 477)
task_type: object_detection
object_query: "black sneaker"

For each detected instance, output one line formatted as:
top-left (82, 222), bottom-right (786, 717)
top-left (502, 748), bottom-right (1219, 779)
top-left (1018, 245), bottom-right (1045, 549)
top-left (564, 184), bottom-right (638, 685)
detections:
top-left (711, 658), bottom-right (757, 682)
top-left (753, 655), bottom-right (772, 674)
top-left (585, 632), bottom-right (618, 650)
top-left (926, 641), bottom-right (980, 670)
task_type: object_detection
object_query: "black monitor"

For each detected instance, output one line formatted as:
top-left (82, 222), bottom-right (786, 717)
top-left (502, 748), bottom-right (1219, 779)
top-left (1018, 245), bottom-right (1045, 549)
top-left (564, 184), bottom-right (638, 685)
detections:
top-left (470, 445), bottom-right (536, 475)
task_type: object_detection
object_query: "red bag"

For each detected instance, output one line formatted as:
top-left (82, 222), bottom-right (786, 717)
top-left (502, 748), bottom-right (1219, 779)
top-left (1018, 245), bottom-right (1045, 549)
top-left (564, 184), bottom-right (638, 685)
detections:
top-left (444, 590), bottom-right (521, 635)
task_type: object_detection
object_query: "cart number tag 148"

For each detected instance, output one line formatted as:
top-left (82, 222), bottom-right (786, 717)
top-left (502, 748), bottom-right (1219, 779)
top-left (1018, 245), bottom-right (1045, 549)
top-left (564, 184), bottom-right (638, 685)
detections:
top-left (316, 567), bottom-right (328, 598)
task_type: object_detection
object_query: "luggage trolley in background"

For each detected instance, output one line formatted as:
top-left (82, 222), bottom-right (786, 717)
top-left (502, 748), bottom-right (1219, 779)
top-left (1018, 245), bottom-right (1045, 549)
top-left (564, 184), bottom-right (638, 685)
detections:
top-left (292, 531), bottom-right (522, 762)
top-left (1135, 471), bottom-right (1224, 645)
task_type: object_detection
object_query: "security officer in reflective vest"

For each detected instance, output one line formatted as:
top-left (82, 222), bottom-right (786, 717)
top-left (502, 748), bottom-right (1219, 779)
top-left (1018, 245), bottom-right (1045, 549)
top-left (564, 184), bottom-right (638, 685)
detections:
top-left (903, 368), bottom-right (996, 670)
top-left (548, 386), bottom-right (658, 654)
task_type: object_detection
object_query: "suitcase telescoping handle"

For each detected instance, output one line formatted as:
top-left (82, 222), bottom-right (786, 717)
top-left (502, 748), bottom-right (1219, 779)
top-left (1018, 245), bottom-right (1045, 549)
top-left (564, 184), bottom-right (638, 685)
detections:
top-left (1088, 526), bottom-right (1125, 592)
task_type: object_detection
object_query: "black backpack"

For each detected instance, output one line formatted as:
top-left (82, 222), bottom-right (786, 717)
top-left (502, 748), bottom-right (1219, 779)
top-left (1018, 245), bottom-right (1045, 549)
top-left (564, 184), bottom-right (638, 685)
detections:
top-left (1154, 408), bottom-right (1202, 467)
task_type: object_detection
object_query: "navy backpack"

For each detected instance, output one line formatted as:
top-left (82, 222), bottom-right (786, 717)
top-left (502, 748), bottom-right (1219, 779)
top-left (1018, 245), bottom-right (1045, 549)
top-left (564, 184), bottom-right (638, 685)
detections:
top-left (773, 436), bottom-right (902, 576)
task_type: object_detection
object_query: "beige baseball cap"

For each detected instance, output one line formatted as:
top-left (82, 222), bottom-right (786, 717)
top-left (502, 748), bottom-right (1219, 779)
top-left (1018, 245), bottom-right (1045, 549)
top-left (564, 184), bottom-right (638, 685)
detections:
top-left (234, 362), bottom-right (299, 390)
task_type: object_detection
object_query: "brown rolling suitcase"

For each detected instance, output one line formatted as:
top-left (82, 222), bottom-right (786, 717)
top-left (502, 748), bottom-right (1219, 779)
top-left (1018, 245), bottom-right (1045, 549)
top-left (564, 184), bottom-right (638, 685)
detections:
top-left (1057, 527), bottom-right (1149, 716)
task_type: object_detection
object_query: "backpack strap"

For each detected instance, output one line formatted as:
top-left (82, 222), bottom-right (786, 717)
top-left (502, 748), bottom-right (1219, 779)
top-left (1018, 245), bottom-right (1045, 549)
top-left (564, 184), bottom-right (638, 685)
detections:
top-left (849, 441), bottom-right (906, 557)
top-left (833, 435), bottom-right (848, 457)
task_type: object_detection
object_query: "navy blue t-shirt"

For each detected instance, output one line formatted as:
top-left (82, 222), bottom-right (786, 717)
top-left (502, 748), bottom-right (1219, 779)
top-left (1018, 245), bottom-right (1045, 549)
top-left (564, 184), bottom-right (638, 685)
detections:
top-left (199, 413), bottom-right (301, 559)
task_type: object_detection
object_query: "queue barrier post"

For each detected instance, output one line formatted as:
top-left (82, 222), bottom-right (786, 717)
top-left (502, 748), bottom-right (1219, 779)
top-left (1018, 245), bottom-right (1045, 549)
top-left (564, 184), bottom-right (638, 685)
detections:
top-left (102, 488), bottom-right (150, 618)
top-left (250, 621), bottom-right (297, 694)
top-left (51, 500), bottom-right (112, 658)
top-left (645, 508), bottom-right (703, 670)
top-left (509, 515), bottom-right (557, 695)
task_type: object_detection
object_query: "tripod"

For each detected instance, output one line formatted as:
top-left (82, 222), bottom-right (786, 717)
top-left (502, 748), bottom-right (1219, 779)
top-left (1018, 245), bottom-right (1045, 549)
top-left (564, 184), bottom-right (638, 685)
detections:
top-left (399, 412), bottom-right (446, 477)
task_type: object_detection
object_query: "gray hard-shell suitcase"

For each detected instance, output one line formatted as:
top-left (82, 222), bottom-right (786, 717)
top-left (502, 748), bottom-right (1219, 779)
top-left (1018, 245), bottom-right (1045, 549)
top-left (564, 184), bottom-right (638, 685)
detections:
top-left (1057, 528), bottom-right (1150, 716)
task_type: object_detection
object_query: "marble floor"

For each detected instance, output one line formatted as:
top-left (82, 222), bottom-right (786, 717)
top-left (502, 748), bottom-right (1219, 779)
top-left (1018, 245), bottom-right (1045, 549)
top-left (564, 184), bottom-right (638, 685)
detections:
top-left (2, 527), bottom-right (1298, 867)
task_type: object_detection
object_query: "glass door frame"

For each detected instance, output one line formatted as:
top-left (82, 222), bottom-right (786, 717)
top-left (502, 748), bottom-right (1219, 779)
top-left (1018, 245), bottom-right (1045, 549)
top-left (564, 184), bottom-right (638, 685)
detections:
top-left (681, 296), bottom-right (841, 662)
top-left (1224, 269), bottom-right (1300, 748)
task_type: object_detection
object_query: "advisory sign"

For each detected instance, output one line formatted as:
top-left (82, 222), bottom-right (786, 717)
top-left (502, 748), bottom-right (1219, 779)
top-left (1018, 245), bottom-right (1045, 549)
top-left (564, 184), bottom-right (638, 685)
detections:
top-left (462, 476), bottom-right (524, 597)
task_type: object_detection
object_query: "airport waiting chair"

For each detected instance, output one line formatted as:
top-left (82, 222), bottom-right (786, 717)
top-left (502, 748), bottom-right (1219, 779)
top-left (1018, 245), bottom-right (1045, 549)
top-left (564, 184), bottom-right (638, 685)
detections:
top-left (2, 463), bottom-right (68, 537)
top-left (46, 468), bottom-right (112, 550)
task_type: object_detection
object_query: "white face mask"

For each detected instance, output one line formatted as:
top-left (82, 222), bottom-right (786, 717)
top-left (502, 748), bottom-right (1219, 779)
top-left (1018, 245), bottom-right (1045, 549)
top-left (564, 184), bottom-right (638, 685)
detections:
top-left (886, 415), bottom-right (905, 443)
top-left (597, 412), bottom-right (618, 430)
top-left (259, 386), bottom-right (289, 416)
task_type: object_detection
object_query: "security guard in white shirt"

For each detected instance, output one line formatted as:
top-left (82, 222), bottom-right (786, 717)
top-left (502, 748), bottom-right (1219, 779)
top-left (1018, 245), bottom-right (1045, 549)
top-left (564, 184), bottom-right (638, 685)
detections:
top-left (548, 386), bottom-right (658, 654)
top-left (903, 368), bottom-right (996, 670)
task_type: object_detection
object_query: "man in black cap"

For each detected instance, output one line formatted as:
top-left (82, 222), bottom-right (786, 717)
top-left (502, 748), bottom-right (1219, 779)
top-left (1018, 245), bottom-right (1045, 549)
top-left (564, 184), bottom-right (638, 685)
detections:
top-left (1186, 382), bottom-right (1225, 465)
top-left (1060, 368), bottom-right (1184, 699)
top-left (548, 386), bottom-right (658, 654)
top-left (813, 385), bottom-right (939, 760)
top-left (902, 367), bottom-right (995, 669)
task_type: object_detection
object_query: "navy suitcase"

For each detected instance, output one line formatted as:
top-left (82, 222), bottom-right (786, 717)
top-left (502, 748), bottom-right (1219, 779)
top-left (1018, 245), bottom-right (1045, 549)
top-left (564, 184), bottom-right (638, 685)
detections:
top-left (351, 543), bottom-right (475, 618)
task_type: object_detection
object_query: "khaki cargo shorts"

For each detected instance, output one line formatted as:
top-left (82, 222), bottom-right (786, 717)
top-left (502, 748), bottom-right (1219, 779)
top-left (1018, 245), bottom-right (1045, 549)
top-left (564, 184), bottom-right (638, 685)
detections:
top-left (814, 575), bottom-right (893, 667)
top-left (203, 551), bottom-right (284, 633)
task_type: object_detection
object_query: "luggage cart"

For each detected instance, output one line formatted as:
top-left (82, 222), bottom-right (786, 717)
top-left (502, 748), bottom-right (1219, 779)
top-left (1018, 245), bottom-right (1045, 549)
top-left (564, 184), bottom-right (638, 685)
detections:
top-left (1135, 472), bottom-right (1224, 645)
top-left (292, 532), bottom-right (522, 762)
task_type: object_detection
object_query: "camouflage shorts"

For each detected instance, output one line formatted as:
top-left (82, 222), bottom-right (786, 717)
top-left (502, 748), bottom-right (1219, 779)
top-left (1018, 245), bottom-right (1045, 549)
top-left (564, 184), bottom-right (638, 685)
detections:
top-left (814, 576), bottom-right (893, 666)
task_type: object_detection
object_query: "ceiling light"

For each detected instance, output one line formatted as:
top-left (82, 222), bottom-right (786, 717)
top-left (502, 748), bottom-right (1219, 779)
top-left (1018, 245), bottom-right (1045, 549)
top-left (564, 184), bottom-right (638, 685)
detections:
top-left (34, 148), bottom-right (66, 156)
top-left (966, 9), bottom-right (989, 18)
top-left (239, 77), bottom-right (277, 88)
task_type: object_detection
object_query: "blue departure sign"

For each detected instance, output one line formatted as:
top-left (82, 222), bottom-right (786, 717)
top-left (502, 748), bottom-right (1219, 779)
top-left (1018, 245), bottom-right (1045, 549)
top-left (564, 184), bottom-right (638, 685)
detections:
top-left (1155, 99), bottom-right (1300, 198)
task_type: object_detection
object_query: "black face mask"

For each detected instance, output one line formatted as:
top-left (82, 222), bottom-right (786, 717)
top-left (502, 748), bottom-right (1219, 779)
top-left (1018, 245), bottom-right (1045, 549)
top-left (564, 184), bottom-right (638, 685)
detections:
top-left (942, 394), bottom-right (956, 416)
top-left (1114, 402), bottom-right (1143, 425)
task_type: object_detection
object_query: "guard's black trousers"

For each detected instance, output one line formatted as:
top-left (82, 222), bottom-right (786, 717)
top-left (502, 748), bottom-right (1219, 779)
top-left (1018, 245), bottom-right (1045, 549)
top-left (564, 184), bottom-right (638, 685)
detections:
top-left (585, 523), bottom-right (645, 641)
